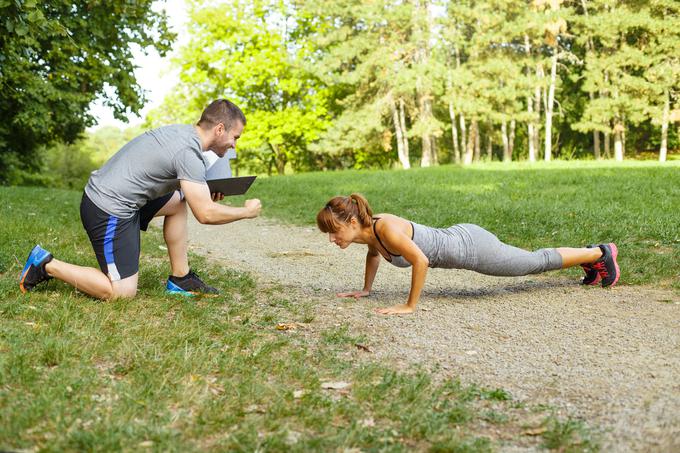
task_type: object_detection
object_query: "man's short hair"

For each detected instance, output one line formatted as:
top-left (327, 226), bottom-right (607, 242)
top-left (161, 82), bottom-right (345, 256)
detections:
top-left (197, 99), bottom-right (247, 131)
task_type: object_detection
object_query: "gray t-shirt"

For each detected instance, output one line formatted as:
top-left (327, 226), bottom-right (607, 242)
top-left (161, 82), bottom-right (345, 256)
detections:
top-left (84, 124), bottom-right (208, 218)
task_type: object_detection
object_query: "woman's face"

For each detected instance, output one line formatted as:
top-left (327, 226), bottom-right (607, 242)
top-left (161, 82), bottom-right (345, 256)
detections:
top-left (328, 220), bottom-right (358, 249)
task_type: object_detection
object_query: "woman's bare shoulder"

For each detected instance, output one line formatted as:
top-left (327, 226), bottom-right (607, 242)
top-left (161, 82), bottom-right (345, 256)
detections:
top-left (374, 213), bottom-right (412, 233)
top-left (374, 213), bottom-right (408, 221)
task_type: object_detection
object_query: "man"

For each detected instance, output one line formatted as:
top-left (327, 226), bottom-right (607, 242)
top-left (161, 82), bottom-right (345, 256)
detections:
top-left (19, 99), bottom-right (261, 299)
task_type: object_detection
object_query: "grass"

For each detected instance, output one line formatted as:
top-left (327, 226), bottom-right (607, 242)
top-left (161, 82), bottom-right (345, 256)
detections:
top-left (540, 416), bottom-right (599, 452)
top-left (0, 185), bottom-right (600, 451)
top-left (231, 160), bottom-right (680, 288)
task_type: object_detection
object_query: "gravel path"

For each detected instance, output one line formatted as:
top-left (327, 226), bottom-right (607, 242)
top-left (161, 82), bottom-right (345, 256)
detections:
top-left (186, 216), bottom-right (680, 452)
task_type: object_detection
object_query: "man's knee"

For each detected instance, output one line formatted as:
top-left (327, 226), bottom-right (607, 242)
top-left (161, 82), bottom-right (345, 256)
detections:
top-left (111, 287), bottom-right (137, 299)
top-left (110, 274), bottom-right (139, 299)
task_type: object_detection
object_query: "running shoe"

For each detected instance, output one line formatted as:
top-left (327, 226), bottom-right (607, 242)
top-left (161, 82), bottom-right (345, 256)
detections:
top-left (580, 244), bottom-right (601, 285)
top-left (19, 245), bottom-right (53, 293)
top-left (591, 243), bottom-right (620, 288)
top-left (166, 270), bottom-right (219, 296)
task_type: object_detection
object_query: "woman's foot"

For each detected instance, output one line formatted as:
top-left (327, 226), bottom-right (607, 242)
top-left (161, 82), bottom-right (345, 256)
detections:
top-left (591, 243), bottom-right (620, 287)
top-left (580, 245), bottom-right (601, 285)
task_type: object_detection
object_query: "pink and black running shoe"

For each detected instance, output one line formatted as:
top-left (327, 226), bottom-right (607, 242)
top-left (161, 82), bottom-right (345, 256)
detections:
top-left (581, 245), bottom-right (602, 285)
top-left (580, 245), bottom-right (602, 285)
top-left (580, 263), bottom-right (602, 285)
top-left (591, 243), bottom-right (620, 288)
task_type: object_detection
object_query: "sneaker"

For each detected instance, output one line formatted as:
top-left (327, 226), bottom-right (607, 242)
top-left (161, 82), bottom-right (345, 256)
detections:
top-left (580, 244), bottom-right (601, 285)
top-left (591, 243), bottom-right (620, 288)
top-left (166, 270), bottom-right (219, 296)
top-left (19, 245), bottom-right (54, 293)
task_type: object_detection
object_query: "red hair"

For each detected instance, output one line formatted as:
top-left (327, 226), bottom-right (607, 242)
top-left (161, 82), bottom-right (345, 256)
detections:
top-left (316, 193), bottom-right (373, 233)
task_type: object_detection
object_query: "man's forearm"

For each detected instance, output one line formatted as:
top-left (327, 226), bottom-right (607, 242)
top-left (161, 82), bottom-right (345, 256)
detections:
top-left (196, 204), bottom-right (255, 225)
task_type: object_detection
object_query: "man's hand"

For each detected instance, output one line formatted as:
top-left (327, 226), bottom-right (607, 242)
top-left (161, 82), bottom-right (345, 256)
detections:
top-left (211, 192), bottom-right (225, 202)
top-left (245, 198), bottom-right (262, 218)
top-left (181, 180), bottom-right (260, 225)
top-left (337, 290), bottom-right (370, 299)
top-left (376, 304), bottom-right (415, 315)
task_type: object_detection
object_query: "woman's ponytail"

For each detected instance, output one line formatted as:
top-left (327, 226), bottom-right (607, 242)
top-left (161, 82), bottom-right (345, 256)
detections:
top-left (349, 193), bottom-right (372, 227)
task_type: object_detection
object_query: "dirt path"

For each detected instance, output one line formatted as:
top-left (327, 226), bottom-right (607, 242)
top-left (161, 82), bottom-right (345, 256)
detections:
top-left (186, 216), bottom-right (680, 452)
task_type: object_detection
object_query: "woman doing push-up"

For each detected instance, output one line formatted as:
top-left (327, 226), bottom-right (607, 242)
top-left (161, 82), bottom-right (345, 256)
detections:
top-left (316, 194), bottom-right (620, 315)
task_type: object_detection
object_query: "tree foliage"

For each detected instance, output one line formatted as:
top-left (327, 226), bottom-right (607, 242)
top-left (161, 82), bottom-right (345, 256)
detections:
top-left (147, 0), bottom-right (331, 175)
top-left (10, 0), bottom-right (679, 184)
top-left (0, 0), bottom-right (174, 183)
top-left (152, 0), bottom-right (677, 171)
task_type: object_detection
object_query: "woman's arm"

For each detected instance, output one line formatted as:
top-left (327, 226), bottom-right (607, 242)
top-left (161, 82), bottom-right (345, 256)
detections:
top-left (375, 220), bottom-right (429, 315)
top-left (362, 247), bottom-right (381, 293)
top-left (337, 247), bottom-right (380, 299)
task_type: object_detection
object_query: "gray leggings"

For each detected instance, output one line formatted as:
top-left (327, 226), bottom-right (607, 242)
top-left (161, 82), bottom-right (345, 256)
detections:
top-left (457, 224), bottom-right (563, 276)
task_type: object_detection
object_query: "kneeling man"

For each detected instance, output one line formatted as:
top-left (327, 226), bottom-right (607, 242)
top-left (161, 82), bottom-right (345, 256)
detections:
top-left (20, 99), bottom-right (261, 299)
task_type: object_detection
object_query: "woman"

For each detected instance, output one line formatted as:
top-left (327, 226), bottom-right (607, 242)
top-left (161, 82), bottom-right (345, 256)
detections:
top-left (316, 194), bottom-right (620, 315)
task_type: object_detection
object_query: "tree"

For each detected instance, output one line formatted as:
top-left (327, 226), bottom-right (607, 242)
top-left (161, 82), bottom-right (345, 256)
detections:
top-left (148, 0), bottom-right (330, 175)
top-left (0, 0), bottom-right (173, 183)
top-left (303, 0), bottom-right (449, 169)
top-left (643, 0), bottom-right (680, 162)
top-left (573, 0), bottom-right (660, 161)
top-left (441, 0), bottom-right (535, 164)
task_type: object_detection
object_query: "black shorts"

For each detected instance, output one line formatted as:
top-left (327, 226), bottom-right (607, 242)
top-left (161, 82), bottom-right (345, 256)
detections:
top-left (80, 192), bottom-right (175, 281)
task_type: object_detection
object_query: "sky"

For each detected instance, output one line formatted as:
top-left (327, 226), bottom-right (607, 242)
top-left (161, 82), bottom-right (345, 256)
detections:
top-left (87, 0), bottom-right (188, 131)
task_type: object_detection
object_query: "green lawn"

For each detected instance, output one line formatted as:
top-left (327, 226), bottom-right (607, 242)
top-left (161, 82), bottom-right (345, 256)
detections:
top-left (233, 161), bottom-right (680, 288)
top-left (0, 183), bottom-right (600, 451)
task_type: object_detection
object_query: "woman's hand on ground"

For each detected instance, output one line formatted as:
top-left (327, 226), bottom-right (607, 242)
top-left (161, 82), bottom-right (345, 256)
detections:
top-left (376, 304), bottom-right (415, 315)
top-left (336, 290), bottom-right (370, 299)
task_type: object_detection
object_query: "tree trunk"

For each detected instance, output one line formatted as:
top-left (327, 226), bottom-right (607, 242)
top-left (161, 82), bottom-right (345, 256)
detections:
top-left (530, 64), bottom-right (544, 162)
top-left (432, 136), bottom-right (438, 164)
top-left (414, 0), bottom-right (436, 168)
top-left (589, 92), bottom-right (601, 159)
top-left (509, 119), bottom-right (516, 159)
top-left (527, 97), bottom-right (536, 162)
top-left (473, 120), bottom-right (481, 162)
top-left (501, 121), bottom-right (510, 162)
top-left (459, 113), bottom-right (467, 160)
top-left (486, 130), bottom-right (493, 161)
top-left (419, 93), bottom-right (437, 167)
top-left (449, 102), bottom-right (461, 164)
top-left (604, 130), bottom-right (610, 158)
top-left (581, 0), bottom-right (601, 160)
top-left (603, 71), bottom-right (611, 159)
top-left (622, 116), bottom-right (627, 157)
top-left (533, 81), bottom-right (542, 159)
top-left (544, 50), bottom-right (558, 161)
top-left (269, 142), bottom-right (286, 175)
top-left (660, 89), bottom-right (669, 162)
top-left (463, 119), bottom-right (475, 165)
top-left (613, 122), bottom-right (624, 161)
top-left (524, 35), bottom-right (537, 163)
top-left (390, 95), bottom-right (410, 169)
top-left (399, 98), bottom-right (409, 163)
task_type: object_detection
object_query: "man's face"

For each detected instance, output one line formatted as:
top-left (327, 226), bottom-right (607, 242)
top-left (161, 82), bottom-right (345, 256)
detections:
top-left (212, 121), bottom-right (244, 157)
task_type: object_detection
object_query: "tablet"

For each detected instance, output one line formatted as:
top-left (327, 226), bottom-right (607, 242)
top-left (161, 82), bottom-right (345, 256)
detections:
top-left (206, 176), bottom-right (257, 196)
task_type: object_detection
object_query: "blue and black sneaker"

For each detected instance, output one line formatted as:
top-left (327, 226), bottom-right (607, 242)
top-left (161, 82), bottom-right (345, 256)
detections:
top-left (166, 270), bottom-right (219, 296)
top-left (19, 245), bottom-right (54, 293)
